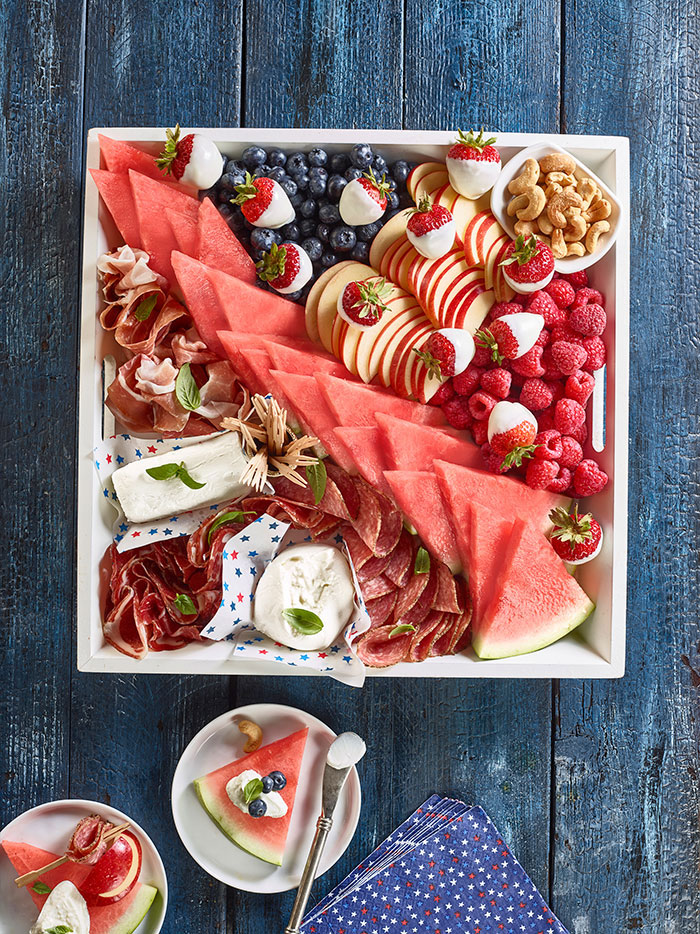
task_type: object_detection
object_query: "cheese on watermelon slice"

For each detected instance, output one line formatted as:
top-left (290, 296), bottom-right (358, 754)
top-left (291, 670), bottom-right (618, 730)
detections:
top-left (315, 374), bottom-right (445, 428)
top-left (473, 518), bottom-right (595, 659)
top-left (375, 413), bottom-right (482, 472)
top-left (194, 728), bottom-right (308, 865)
top-left (1, 840), bottom-right (157, 934)
top-left (90, 169), bottom-right (142, 249)
top-left (197, 197), bottom-right (256, 284)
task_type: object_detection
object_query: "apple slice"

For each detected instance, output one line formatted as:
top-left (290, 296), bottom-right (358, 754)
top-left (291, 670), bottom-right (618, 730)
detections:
top-left (484, 235), bottom-right (513, 294)
top-left (350, 294), bottom-right (422, 383)
top-left (366, 305), bottom-right (426, 384)
top-left (387, 240), bottom-right (418, 290)
top-left (379, 234), bottom-right (410, 282)
top-left (369, 211), bottom-right (408, 271)
top-left (390, 322), bottom-right (434, 398)
top-left (450, 192), bottom-right (489, 247)
top-left (305, 261), bottom-right (354, 343)
top-left (411, 352), bottom-right (444, 403)
top-left (406, 161), bottom-right (446, 201)
top-left (450, 287), bottom-right (495, 331)
top-left (439, 267), bottom-right (486, 326)
top-left (316, 261), bottom-right (375, 353)
top-left (375, 314), bottom-right (430, 388)
top-left (419, 250), bottom-right (469, 311)
top-left (394, 241), bottom-right (422, 292)
top-left (413, 170), bottom-right (451, 202)
top-left (80, 832), bottom-right (142, 906)
top-left (465, 210), bottom-right (503, 267)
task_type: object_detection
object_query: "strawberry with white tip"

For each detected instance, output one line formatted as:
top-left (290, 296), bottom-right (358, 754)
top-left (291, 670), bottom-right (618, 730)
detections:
top-left (339, 168), bottom-right (390, 226)
top-left (337, 277), bottom-right (393, 329)
top-left (414, 328), bottom-right (475, 380)
top-left (476, 312), bottom-right (544, 364)
top-left (500, 234), bottom-right (555, 294)
top-left (487, 400), bottom-right (539, 468)
top-left (256, 242), bottom-right (312, 294)
top-left (156, 123), bottom-right (223, 190)
top-left (406, 195), bottom-right (456, 259)
top-left (231, 172), bottom-right (295, 229)
top-left (549, 505), bottom-right (603, 565)
top-left (446, 128), bottom-right (501, 199)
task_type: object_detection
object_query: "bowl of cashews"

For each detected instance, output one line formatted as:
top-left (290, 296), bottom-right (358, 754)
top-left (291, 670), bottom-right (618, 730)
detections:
top-left (490, 141), bottom-right (622, 273)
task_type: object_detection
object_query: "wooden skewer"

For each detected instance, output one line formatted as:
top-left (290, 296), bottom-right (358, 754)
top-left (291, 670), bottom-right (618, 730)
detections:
top-left (14, 822), bottom-right (130, 888)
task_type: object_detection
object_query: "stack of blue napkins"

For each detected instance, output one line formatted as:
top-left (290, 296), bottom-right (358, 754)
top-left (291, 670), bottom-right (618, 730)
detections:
top-left (302, 795), bottom-right (569, 934)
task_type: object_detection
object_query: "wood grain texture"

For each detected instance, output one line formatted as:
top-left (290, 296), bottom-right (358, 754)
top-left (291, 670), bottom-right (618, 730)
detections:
top-left (554, 1), bottom-right (700, 930)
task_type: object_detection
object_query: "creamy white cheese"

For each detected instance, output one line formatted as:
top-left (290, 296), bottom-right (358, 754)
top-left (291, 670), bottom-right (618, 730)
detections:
top-left (112, 432), bottom-right (252, 524)
top-left (406, 220), bottom-right (456, 259)
top-left (446, 156), bottom-right (501, 199)
top-left (326, 732), bottom-right (367, 770)
top-left (225, 768), bottom-right (288, 818)
top-left (30, 880), bottom-right (90, 934)
top-left (253, 543), bottom-right (355, 650)
top-left (255, 182), bottom-right (295, 229)
top-left (181, 134), bottom-right (224, 190)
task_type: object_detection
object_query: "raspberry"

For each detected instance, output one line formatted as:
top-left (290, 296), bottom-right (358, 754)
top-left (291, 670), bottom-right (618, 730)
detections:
top-left (471, 420), bottom-right (489, 445)
top-left (535, 327), bottom-right (551, 347)
top-left (573, 459), bottom-right (609, 496)
top-left (537, 406), bottom-right (556, 431)
top-left (544, 279), bottom-right (576, 309)
top-left (442, 395), bottom-right (473, 429)
top-left (569, 419), bottom-right (588, 445)
top-left (551, 340), bottom-right (588, 376)
top-left (572, 287), bottom-right (604, 308)
top-left (559, 436), bottom-right (583, 470)
top-left (565, 370), bottom-right (595, 406)
top-left (526, 459), bottom-right (559, 490)
top-left (540, 347), bottom-right (563, 381)
top-left (487, 301), bottom-right (522, 322)
top-left (582, 336), bottom-right (607, 371)
top-left (510, 345), bottom-right (545, 377)
top-left (453, 363), bottom-right (483, 396)
top-left (519, 378), bottom-right (553, 411)
top-left (546, 380), bottom-right (565, 403)
top-left (551, 322), bottom-right (585, 346)
top-left (468, 390), bottom-right (498, 421)
top-left (547, 465), bottom-right (572, 493)
top-left (534, 429), bottom-right (563, 461)
top-left (480, 368), bottom-right (511, 399)
top-left (561, 269), bottom-right (588, 288)
top-left (508, 368), bottom-right (526, 389)
top-left (554, 398), bottom-right (586, 434)
top-left (481, 443), bottom-right (509, 474)
top-left (510, 292), bottom-right (527, 306)
top-left (569, 303), bottom-right (606, 336)
top-left (430, 380), bottom-right (455, 406)
top-left (472, 343), bottom-right (494, 367)
top-left (525, 290), bottom-right (565, 327)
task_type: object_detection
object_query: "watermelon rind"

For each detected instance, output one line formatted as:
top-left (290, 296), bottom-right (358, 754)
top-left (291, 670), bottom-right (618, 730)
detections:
top-left (107, 883), bottom-right (158, 934)
top-left (194, 777), bottom-right (282, 866)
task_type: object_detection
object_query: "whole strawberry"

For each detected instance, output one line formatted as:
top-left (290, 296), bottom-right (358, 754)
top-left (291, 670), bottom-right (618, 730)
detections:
top-left (414, 328), bottom-right (475, 380)
top-left (476, 312), bottom-right (544, 364)
top-left (232, 172), bottom-right (294, 228)
top-left (337, 277), bottom-right (393, 329)
top-left (157, 123), bottom-right (223, 189)
top-left (339, 168), bottom-right (390, 225)
top-left (256, 242), bottom-right (312, 294)
top-left (487, 400), bottom-right (538, 467)
top-left (549, 504), bottom-right (603, 565)
top-left (406, 195), bottom-right (456, 258)
top-left (446, 128), bottom-right (501, 199)
top-left (500, 234), bottom-right (555, 295)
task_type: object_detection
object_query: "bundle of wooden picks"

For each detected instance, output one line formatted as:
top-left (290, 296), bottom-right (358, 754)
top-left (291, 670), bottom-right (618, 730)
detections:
top-left (223, 393), bottom-right (320, 492)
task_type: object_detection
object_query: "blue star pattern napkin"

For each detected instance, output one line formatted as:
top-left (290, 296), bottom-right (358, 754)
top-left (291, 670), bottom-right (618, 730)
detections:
top-left (302, 798), bottom-right (569, 934)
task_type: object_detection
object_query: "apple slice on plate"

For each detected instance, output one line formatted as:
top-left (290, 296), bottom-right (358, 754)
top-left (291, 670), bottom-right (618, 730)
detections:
top-left (375, 314), bottom-right (429, 388)
top-left (389, 322), bottom-right (434, 398)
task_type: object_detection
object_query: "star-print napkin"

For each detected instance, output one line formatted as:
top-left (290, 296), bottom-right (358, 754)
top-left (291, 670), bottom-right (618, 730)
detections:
top-left (198, 513), bottom-right (371, 687)
top-left (302, 796), bottom-right (569, 934)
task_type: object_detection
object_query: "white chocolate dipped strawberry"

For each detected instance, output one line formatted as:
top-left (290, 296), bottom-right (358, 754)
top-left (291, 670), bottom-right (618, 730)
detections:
top-left (487, 400), bottom-right (539, 468)
top-left (256, 242), bottom-right (312, 294)
top-left (549, 505), bottom-right (603, 566)
top-left (446, 129), bottom-right (501, 199)
top-left (337, 277), bottom-right (393, 329)
top-left (414, 328), bottom-right (475, 380)
top-left (476, 312), bottom-right (544, 364)
top-left (232, 172), bottom-right (295, 229)
top-left (406, 195), bottom-right (456, 259)
top-left (339, 169), bottom-right (390, 225)
top-left (500, 234), bottom-right (555, 294)
top-left (156, 123), bottom-right (223, 190)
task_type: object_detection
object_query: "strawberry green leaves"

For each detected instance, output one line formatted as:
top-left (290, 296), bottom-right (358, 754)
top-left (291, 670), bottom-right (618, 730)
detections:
top-left (455, 127), bottom-right (497, 150)
top-left (282, 608), bottom-right (324, 635)
top-left (146, 461), bottom-right (205, 489)
top-left (232, 171), bottom-right (262, 205)
top-left (500, 234), bottom-right (539, 267)
top-left (156, 123), bottom-right (182, 174)
top-left (175, 363), bottom-right (201, 412)
top-left (413, 347), bottom-right (444, 380)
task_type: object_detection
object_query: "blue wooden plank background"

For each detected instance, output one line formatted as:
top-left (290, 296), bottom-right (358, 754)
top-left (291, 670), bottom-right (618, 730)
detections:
top-left (0, 1), bottom-right (696, 932)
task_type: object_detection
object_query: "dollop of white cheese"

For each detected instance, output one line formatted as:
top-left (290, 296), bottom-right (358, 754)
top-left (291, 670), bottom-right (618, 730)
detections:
top-left (30, 880), bottom-right (90, 934)
top-left (253, 543), bottom-right (355, 650)
top-left (225, 768), bottom-right (288, 818)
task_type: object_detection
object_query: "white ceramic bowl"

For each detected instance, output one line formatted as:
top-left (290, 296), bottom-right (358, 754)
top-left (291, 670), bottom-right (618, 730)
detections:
top-left (490, 140), bottom-right (622, 273)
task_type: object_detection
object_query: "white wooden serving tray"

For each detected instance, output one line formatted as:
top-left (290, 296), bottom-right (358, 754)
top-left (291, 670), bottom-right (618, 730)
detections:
top-left (78, 129), bottom-right (629, 679)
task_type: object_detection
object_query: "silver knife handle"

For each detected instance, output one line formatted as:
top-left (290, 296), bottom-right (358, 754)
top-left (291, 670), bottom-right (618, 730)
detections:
top-left (285, 815), bottom-right (334, 934)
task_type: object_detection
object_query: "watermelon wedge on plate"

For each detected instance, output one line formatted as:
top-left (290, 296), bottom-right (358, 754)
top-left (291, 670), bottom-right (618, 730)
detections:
top-left (197, 197), bottom-right (257, 284)
top-left (206, 263), bottom-right (307, 338)
top-left (465, 501), bottom-right (515, 624)
top-left (315, 374), bottom-right (446, 428)
top-left (375, 413), bottom-right (482, 472)
top-left (90, 169), bottom-right (142, 249)
top-left (194, 728), bottom-right (308, 866)
top-left (130, 171), bottom-right (199, 282)
top-left (166, 208), bottom-right (199, 257)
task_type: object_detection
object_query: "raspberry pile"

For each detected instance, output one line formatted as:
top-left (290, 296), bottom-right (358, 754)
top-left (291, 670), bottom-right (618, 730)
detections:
top-left (433, 269), bottom-right (609, 498)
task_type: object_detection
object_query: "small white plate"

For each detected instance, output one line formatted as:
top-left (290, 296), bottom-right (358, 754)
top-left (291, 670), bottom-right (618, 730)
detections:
top-left (0, 799), bottom-right (167, 934)
top-left (171, 703), bottom-right (362, 893)
top-left (490, 140), bottom-right (622, 273)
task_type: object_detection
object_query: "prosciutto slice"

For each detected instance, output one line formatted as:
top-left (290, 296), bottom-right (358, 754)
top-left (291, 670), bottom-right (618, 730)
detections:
top-left (66, 814), bottom-right (115, 864)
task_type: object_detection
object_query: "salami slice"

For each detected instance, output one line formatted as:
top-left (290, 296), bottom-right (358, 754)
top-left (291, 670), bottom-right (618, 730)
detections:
top-left (393, 565), bottom-right (437, 624)
top-left (356, 551), bottom-right (392, 583)
top-left (430, 616), bottom-right (458, 657)
top-left (350, 479), bottom-right (383, 552)
top-left (365, 591), bottom-right (397, 627)
top-left (326, 462), bottom-right (361, 519)
top-left (66, 815), bottom-right (114, 864)
top-left (432, 563), bottom-right (463, 614)
top-left (359, 574), bottom-right (395, 601)
top-left (355, 623), bottom-right (411, 667)
top-left (342, 527), bottom-right (374, 569)
top-left (447, 597), bottom-right (473, 654)
top-left (373, 492), bottom-right (404, 557)
top-left (408, 612), bottom-right (447, 662)
top-left (383, 529), bottom-right (415, 587)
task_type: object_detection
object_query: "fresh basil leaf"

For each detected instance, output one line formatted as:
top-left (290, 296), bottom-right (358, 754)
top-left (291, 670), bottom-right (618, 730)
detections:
top-left (414, 546), bottom-right (430, 574)
top-left (146, 462), bottom-right (181, 481)
top-left (173, 593), bottom-right (197, 615)
top-left (208, 509), bottom-right (254, 543)
top-left (45, 927), bottom-right (73, 934)
top-left (32, 881), bottom-right (52, 894)
top-left (244, 778), bottom-right (264, 804)
top-left (176, 463), bottom-right (206, 489)
top-left (282, 607), bottom-right (324, 635)
top-left (175, 362), bottom-right (201, 412)
top-left (390, 623), bottom-right (416, 637)
top-left (133, 293), bottom-right (157, 322)
top-left (305, 458), bottom-right (327, 504)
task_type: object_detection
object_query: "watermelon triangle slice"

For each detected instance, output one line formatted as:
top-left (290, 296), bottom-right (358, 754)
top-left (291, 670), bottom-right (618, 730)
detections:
top-left (206, 263), bottom-right (307, 339)
top-left (333, 426), bottom-right (390, 494)
top-left (466, 501), bottom-right (515, 624)
top-left (1, 840), bottom-right (157, 934)
top-left (375, 413), bottom-right (482, 471)
top-left (217, 332), bottom-right (271, 395)
top-left (194, 727), bottom-right (308, 865)
top-left (198, 197), bottom-right (257, 284)
top-left (383, 470), bottom-right (462, 574)
top-left (171, 251), bottom-right (228, 358)
top-left (473, 518), bottom-right (595, 658)
top-left (90, 169), bottom-right (142, 248)
top-left (166, 208), bottom-right (199, 256)
top-left (315, 374), bottom-right (446, 428)
top-left (263, 337), bottom-right (351, 378)
top-left (130, 171), bottom-right (198, 282)
top-left (98, 134), bottom-right (164, 180)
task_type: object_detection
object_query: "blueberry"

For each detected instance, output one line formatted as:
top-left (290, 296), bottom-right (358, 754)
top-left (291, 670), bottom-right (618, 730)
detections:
top-left (308, 174), bottom-right (327, 198)
top-left (300, 198), bottom-right (317, 218)
top-left (294, 173), bottom-right (310, 192)
top-left (268, 148), bottom-right (287, 167)
top-left (279, 176), bottom-right (298, 197)
top-left (316, 222), bottom-right (331, 243)
top-left (327, 174), bottom-right (348, 202)
top-left (286, 289), bottom-right (304, 301)
top-left (356, 220), bottom-right (383, 242)
top-left (391, 160), bottom-right (411, 188)
top-left (299, 218), bottom-right (317, 237)
top-left (269, 770), bottom-right (287, 791)
top-left (309, 166), bottom-right (328, 180)
top-left (248, 798), bottom-right (267, 818)
top-left (268, 165), bottom-right (287, 182)
top-left (308, 147), bottom-right (328, 167)
top-left (254, 164), bottom-right (272, 178)
top-left (302, 237), bottom-right (323, 262)
top-left (218, 188), bottom-right (234, 205)
top-left (219, 171), bottom-right (244, 191)
top-left (386, 191), bottom-right (400, 211)
top-left (228, 209), bottom-right (246, 232)
top-left (321, 251), bottom-right (339, 268)
top-left (330, 152), bottom-right (351, 174)
top-left (384, 176), bottom-right (398, 192)
top-left (226, 158), bottom-right (247, 176)
top-left (281, 222), bottom-right (301, 242)
top-left (242, 146), bottom-right (267, 169)
top-left (351, 241), bottom-right (370, 262)
top-left (250, 227), bottom-right (277, 252)
top-left (344, 166), bottom-right (364, 182)
top-left (319, 203), bottom-right (341, 224)
top-left (261, 775), bottom-right (274, 793)
top-left (219, 204), bottom-right (234, 222)
top-left (329, 224), bottom-right (357, 253)
top-left (350, 142), bottom-right (373, 168)
top-left (289, 191), bottom-right (304, 209)
top-left (286, 152), bottom-right (309, 176)
top-left (372, 154), bottom-right (389, 175)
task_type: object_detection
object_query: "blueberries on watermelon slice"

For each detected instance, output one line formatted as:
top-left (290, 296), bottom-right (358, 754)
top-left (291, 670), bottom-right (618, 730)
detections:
top-left (261, 775), bottom-right (274, 793)
top-left (268, 770), bottom-right (287, 790)
top-left (248, 798), bottom-right (268, 817)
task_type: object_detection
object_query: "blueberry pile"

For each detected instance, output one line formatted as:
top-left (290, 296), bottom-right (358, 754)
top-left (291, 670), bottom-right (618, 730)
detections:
top-left (203, 143), bottom-right (415, 302)
top-left (248, 769), bottom-right (286, 818)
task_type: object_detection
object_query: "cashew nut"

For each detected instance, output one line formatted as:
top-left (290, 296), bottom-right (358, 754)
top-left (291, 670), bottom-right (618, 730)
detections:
top-left (544, 182), bottom-right (563, 200)
top-left (563, 213), bottom-right (587, 242)
top-left (539, 152), bottom-right (576, 175)
top-left (508, 158), bottom-right (540, 195)
top-left (547, 189), bottom-right (583, 228)
top-left (507, 193), bottom-right (528, 216)
top-left (514, 219), bottom-right (539, 237)
top-left (583, 199), bottom-right (612, 224)
top-left (585, 220), bottom-right (610, 254)
top-left (537, 212), bottom-right (554, 235)
top-left (545, 171), bottom-right (576, 187)
top-left (578, 177), bottom-right (599, 210)
top-left (515, 185), bottom-right (546, 221)
top-left (566, 242), bottom-right (585, 256)
top-left (238, 719), bottom-right (263, 753)
top-left (551, 229), bottom-right (567, 259)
